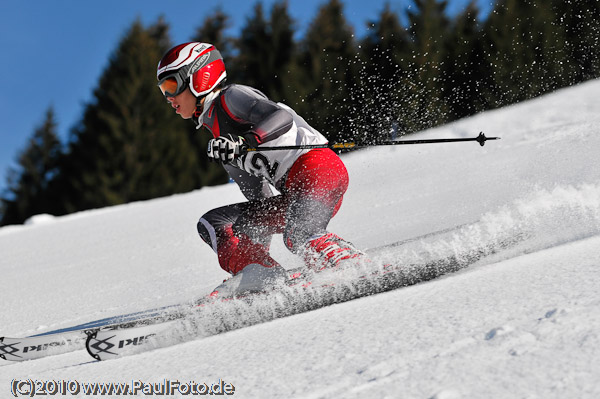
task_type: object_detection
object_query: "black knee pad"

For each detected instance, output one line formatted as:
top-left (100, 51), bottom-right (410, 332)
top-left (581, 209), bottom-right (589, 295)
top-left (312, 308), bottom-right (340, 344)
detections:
top-left (197, 218), bottom-right (217, 250)
top-left (197, 204), bottom-right (243, 252)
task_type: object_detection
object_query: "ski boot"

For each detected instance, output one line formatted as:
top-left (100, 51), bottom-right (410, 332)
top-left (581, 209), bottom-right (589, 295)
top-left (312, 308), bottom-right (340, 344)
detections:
top-left (210, 263), bottom-right (288, 299)
top-left (302, 232), bottom-right (367, 271)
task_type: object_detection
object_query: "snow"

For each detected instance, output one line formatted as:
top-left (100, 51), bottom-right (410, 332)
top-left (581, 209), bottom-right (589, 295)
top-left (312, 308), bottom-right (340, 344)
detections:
top-left (2, 79), bottom-right (600, 398)
top-left (23, 214), bottom-right (57, 226)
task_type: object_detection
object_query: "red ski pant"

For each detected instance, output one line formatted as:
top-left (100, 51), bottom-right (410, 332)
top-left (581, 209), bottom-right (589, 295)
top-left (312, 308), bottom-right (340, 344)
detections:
top-left (197, 148), bottom-right (349, 275)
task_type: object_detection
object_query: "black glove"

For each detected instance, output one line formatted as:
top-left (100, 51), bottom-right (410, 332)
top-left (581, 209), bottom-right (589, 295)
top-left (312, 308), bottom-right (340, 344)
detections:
top-left (207, 135), bottom-right (247, 164)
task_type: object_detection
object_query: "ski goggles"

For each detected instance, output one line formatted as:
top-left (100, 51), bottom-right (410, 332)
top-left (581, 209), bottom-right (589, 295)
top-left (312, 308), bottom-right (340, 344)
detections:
top-left (158, 72), bottom-right (188, 98)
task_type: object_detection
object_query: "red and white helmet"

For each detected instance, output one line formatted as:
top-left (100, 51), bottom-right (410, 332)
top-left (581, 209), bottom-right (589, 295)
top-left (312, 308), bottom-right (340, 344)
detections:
top-left (157, 42), bottom-right (226, 98)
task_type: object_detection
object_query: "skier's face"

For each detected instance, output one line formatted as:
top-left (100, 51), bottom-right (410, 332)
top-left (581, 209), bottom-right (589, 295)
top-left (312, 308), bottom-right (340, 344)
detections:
top-left (166, 88), bottom-right (196, 119)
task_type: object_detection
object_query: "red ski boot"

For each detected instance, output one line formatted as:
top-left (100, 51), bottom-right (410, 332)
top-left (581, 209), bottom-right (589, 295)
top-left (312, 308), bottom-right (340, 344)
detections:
top-left (302, 232), bottom-right (367, 271)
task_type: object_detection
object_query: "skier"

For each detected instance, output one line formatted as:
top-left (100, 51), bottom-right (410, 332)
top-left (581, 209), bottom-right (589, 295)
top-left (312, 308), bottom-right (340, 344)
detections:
top-left (157, 42), bottom-right (366, 297)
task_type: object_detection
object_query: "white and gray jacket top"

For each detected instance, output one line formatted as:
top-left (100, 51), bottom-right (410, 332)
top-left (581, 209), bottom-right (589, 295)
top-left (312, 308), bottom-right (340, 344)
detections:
top-left (197, 84), bottom-right (328, 199)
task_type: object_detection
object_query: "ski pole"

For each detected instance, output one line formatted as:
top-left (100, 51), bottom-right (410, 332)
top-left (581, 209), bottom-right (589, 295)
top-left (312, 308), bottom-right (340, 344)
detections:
top-left (246, 132), bottom-right (500, 152)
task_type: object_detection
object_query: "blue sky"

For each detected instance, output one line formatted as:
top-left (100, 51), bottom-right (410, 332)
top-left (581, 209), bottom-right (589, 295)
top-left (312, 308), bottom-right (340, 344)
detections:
top-left (0, 0), bottom-right (493, 194)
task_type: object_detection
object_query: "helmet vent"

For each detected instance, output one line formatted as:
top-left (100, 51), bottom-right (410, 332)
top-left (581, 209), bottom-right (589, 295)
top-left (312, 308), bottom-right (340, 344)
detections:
top-left (201, 72), bottom-right (211, 91)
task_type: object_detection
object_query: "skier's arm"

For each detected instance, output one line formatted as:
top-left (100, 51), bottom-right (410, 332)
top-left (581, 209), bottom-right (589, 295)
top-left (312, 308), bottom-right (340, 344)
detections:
top-left (222, 86), bottom-right (293, 146)
top-left (246, 100), bottom-right (293, 145)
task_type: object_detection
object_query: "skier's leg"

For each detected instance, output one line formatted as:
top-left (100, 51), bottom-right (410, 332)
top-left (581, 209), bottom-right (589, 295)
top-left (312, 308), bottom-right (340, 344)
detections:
top-left (231, 195), bottom-right (287, 246)
top-left (284, 197), bottom-right (366, 271)
top-left (197, 202), bottom-right (282, 275)
top-left (281, 148), bottom-right (366, 270)
top-left (198, 202), bottom-right (288, 297)
top-left (197, 203), bottom-right (242, 256)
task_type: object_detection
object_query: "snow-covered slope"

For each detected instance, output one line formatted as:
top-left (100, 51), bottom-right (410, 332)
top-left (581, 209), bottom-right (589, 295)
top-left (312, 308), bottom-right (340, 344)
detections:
top-left (1, 80), bottom-right (599, 398)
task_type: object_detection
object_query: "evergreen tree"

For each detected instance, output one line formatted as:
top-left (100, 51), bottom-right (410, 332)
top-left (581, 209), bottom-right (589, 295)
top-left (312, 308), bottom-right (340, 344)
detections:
top-left (0, 108), bottom-right (62, 225)
top-left (149, 16), bottom-right (171, 51)
top-left (298, 0), bottom-right (361, 143)
top-left (442, 1), bottom-right (489, 119)
top-left (233, 3), bottom-right (271, 93)
top-left (360, 4), bottom-right (410, 142)
top-left (482, 0), bottom-right (570, 108)
top-left (57, 19), bottom-right (198, 213)
top-left (234, 1), bottom-right (296, 102)
top-left (552, 0), bottom-right (600, 83)
top-left (266, 1), bottom-right (296, 103)
top-left (192, 8), bottom-right (234, 64)
top-left (403, 0), bottom-right (452, 132)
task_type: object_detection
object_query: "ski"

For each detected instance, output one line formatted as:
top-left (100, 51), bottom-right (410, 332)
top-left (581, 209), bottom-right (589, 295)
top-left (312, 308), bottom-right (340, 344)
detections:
top-left (86, 267), bottom-right (317, 360)
top-left (0, 331), bottom-right (88, 361)
top-left (85, 245), bottom-right (498, 361)
top-left (86, 321), bottom-right (181, 361)
top-left (0, 303), bottom-right (195, 361)
top-left (85, 262), bottom-right (417, 361)
top-left (6, 226), bottom-right (500, 362)
top-left (1, 267), bottom-right (310, 362)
